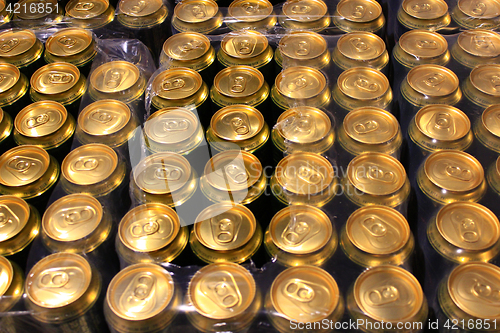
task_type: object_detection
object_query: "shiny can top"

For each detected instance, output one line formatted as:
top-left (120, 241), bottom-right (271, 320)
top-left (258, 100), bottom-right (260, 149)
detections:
top-left (78, 99), bottom-right (131, 136)
top-left (153, 68), bottom-right (202, 100)
top-left (336, 0), bottom-right (382, 22)
top-left (145, 107), bottom-right (201, 147)
top-left (119, 0), bottom-right (163, 17)
top-left (0, 63), bottom-right (21, 93)
top-left (15, 101), bottom-right (67, 138)
top-left (228, 0), bottom-right (274, 22)
top-left (0, 256), bottom-right (13, 297)
top-left (211, 105), bottom-right (265, 141)
top-left (162, 32), bottom-right (211, 61)
top-left (45, 28), bottom-right (93, 57)
top-left (220, 30), bottom-right (269, 59)
top-left (66, 0), bottom-right (110, 19)
top-left (456, 0), bottom-right (500, 18)
top-left (457, 30), bottom-right (500, 57)
top-left (214, 65), bottom-right (265, 98)
top-left (0, 195), bottom-right (30, 243)
top-left (0, 145), bottom-right (50, 187)
top-left (337, 32), bottom-right (386, 61)
top-left (275, 106), bottom-right (332, 144)
top-left (90, 61), bottom-right (140, 94)
top-left (402, 0), bottom-right (449, 19)
top-left (282, 0), bottom-right (328, 22)
top-left (278, 31), bottom-right (328, 61)
top-left (0, 29), bottom-right (37, 58)
top-left (407, 64), bottom-right (459, 97)
top-left (275, 66), bottom-right (327, 99)
top-left (414, 105), bottom-right (470, 141)
top-left (174, 0), bottom-right (219, 23)
top-left (344, 107), bottom-right (399, 145)
top-left (470, 64), bottom-right (500, 97)
top-left (31, 63), bottom-right (80, 95)
top-left (338, 67), bottom-right (389, 100)
top-left (482, 104), bottom-right (500, 137)
top-left (399, 30), bottom-right (448, 59)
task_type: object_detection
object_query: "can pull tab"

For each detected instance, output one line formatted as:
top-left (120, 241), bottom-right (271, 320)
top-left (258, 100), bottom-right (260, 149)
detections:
top-left (242, 2), bottom-right (260, 13)
top-left (90, 110), bottom-right (113, 124)
top-left (354, 77), bottom-right (379, 93)
top-left (423, 73), bottom-right (445, 88)
top-left (223, 163), bottom-right (250, 184)
top-left (190, 4), bottom-right (207, 19)
top-left (178, 39), bottom-right (203, 54)
top-left (120, 274), bottom-right (156, 314)
top-left (0, 39), bottom-right (20, 53)
top-left (489, 75), bottom-right (500, 91)
top-left (26, 114), bottom-right (50, 129)
top-left (211, 215), bottom-right (241, 245)
top-left (445, 165), bottom-right (473, 181)
top-left (284, 280), bottom-right (315, 302)
top-left (350, 38), bottom-right (369, 52)
top-left (153, 165), bottom-right (183, 181)
top-left (130, 0), bottom-right (147, 14)
top-left (283, 221), bottom-right (311, 246)
top-left (290, 5), bottom-right (312, 14)
top-left (75, 2), bottom-right (95, 11)
top-left (162, 78), bottom-right (186, 91)
top-left (204, 272), bottom-right (242, 310)
top-left (354, 120), bottom-right (379, 134)
top-left (367, 165), bottom-right (396, 183)
top-left (295, 41), bottom-right (310, 56)
top-left (38, 269), bottom-right (71, 289)
top-left (57, 36), bottom-right (77, 48)
top-left (296, 165), bottom-right (323, 185)
top-left (451, 212), bottom-right (481, 243)
top-left (365, 285), bottom-right (399, 306)
top-left (161, 118), bottom-right (190, 133)
top-left (73, 158), bottom-right (99, 172)
top-left (351, 5), bottom-right (366, 19)
top-left (471, 278), bottom-right (500, 304)
top-left (362, 217), bottom-right (387, 237)
top-left (233, 37), bottom-right (256, 56)
top-left (411, 3), bottom-right (432, 12)
top-left (416, 40), bottom-right (438, 49)
top-left (64, 207), bottom-right (94, 225)
top-left (48, 73), bottom-right (74, 85)
top-left (104, 69), bottom-right (125, 90)
top-left (227, 116), bottom-right (250, 136)
top-left (471, 2), bottom-right (487, 16)
top-left (7, 157), bottom-right (40, 180)
top-left (473, 35), bottom-right (493, 50)
top-left (230, 76), bottom-right (247, 93)
top-left (0, 205), bottom-right (18, 230)
top-left (287, 75), bottom-right (308, 92)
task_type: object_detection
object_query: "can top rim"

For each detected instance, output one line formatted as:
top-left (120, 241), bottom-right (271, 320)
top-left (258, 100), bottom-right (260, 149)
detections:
top-left (279, 31), bottom-right (328, 61)
top-left (163, 33), bottom-right (211, 61)
top-left (338, 67), bottom-right (389, 100)
top-left (282, 0), bottom-right (328, 22)
top-left (276, 106), bottom-right (332, 144)
top-left (337, 0), bottom-right (382, 22)
top-left (0, 145), bottom-right (50, 187)
top-left (0, 196), bottom-right (30, 243)
top-left (66, 0), bottom-right (109, 19)
top-left (457, 30), bottom-right (500, 58)
top-left (276, 66), bottom-right (327, 100)
top-left (78, 99), bottom-right (131, 136)
top-left (0, 256), bottom-right (13, 297)
top-left (221, 30), bottom-right (269, 60)
top-left (211, 105), bottom-right (265, 142)
top-left (152, 67), bottom-right (202, 100)
top-left (119, 0), bottom-right (163, 17)
top-left (228, 0), bottom-right (273, 22)
top-left (406, 64), bottom-right (458, 97)
top-left (414, 104), bottom-right (470, 142)
top-left (31, 62), bottom-right (81, 95)
top-left (145, 107), bottom-right (201, 145)
top-left (45, 28), bottom-right (93, 57)
top-left (343, 107), bottom-right (398, 145)
top-left (0, 63), bottom-right (21, 93)
top-left (90, 61), bottom-right (140, 94)
top-left (399, 30), bottom-right (448, 59)
top-left (15, 101), bottom-right (68, 138)
top-left (457, 0), bottom-right (500, 18)
top-left (174, 0), bottom-right (219, 24)
top-left (214, 65), bottom-right (265, 98)
top-left (470, 64), bottom-right (500, 97)
top-left (401, 0), bottom-right (448, 19)
top-left (337, 32), bottom-right (386, 61)
top-left (0, 29), bottom-right (37, 58)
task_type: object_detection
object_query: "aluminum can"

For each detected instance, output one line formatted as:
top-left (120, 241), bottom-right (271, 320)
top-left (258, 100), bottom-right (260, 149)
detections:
top-left (451, 0), bottom-right (500, 30)
top-left (0, 256), bottom-right (26, 333)
top-left (226, 0), bottom-right (277, 32)
top-left (333, 0), bottom-right (386, 37)
top-left (0, 63), bottom-right (30, 116)
top-left (397, 0), bottom-right (451, 37)
top-left (171, 0), bottom-right (224, 35)
top-left (0, 29), bottom-right (44, 78)
top-left (65, 0), bottom-right (115, 31)
top-left (278, 0), bottom-right (331, 33)
top-left (472, 104), bottom-right (500, 167)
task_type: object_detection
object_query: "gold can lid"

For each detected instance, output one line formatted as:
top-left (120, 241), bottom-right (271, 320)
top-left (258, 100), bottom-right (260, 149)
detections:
top-left (0, 145), bottom-right (50, 187)
top-left (188, 263), bottom-right (255, 319)
top-left (275, 66), bottom-right (327, 100)
top-left (346, 206), bottom-right (410, 255)
top-left (119, 0), bottom-right (163, 17)
top-left (107, 263), bottom-right (174, 321)
top-left (274, 152), bottom-right (334, 195)
top-left (354, 266), bottom-right (424, 322)
top-left (26, 253), bottom-right (92, 308)
top-left (228, 0), bottom-right (273, 22)
top-left (45, 28), bottom-right (93, 57)
top-left (347, 153), bottom-right (407, 196)
top-left (436, 202), bottom-right (500, 251)
top-left (214, 66), bottom-right (264, 98)
top-left (0, 63), bottom-right (20, 93)
top-left (15, 101), bottom-right (67, 138)
top-left (42, 194), bottom-right (102, 242)
top-left (337, 0), bottom-right (382, 22)
top-left (457, 0), bottom-right (500, 18)
top-left (66, 0), bottom-right (109, 19)
top-left (414, 105), bottom-right (470, 141)
top-left (134, 152), bottom-right (192, 194)
top-left (402, 0), bottom-right (448, 19)
top-left (482, 104), bottom-right (500, 137)
top-left (344, 107), bottom-right (399, 145)
top-left (457, 30), bottom-right (500, 57)
top-left (194, 203), bottom-right (256, 251)
top-left (78, 99), bottom-right (131, 136)
top-left (152, 68), bottom-right (202, 100)
top-left (212, 105), bottom-right (264, 142)
top-left (204, 150), bottom-right (262, 191)
top-left (119, 203), bottom-right (180, 253)
top-left (90, 61), bottom-right (140, 94)
top-left (407, 65), bottom-right (459, 97)
top-left (276, 106), bottom-right (331, 144)
top-left (31, 63), bottom-right (80, 95)
top-left (220, 30), bottom-right (268, 59)
top-left (424, 151), bottom-right (484, 192)
top-left (270, 266), bottom-right (340, 322)
top-left (162, 32), bottom-right (211, 61)
top-left (470, 64), bottom-right (500, 97)
top-left (0, 196), bottom-right (30, 243)
top-left (16, 0), bottom-right (58, 19)
top-left (145, 107), bottom-right (200, 145)
top-left (270, 205), bottom-right (332, 254)
top-left (447, 262), bottom-right (500, 320)
top-left (399, 30), bottom-right (448, 59)
top-left (0, 256), bottom-right (13, 297)
top-left (338, 67), bottom-right (389, 100)
top-left (282, 0), bottom-right (328, 22)
top-left (337, 32), bottom-right (386, 61)
top-left (174, 0), bottom-right (219, 23)
top-left (0, 29), bottom-right (37, 58)
top-left (0, 0), bottom-right (5, 12)
top-left (61, 144), bottom-right (118, 186)
top-left (279, 31), bottom-right (328, 61)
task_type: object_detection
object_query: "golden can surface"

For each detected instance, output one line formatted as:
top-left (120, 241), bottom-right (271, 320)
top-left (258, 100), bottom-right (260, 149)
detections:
top-left (401, 64), bottom-right (461, 107)
top-left (332, 67), bottom-right (392, 113)
top-left (0, 196), bottom-right (40, 258)
top-left (343, 153), bottom-right (410, 211)
top-left (332, 32), bottom-right (389, 73)
top-left (75, 99), bottom-right (139, 149)
top-left (333, 0), bottom-right (385, 34)
top-left (272, 66), bottom-right (331, 111)
top-left (0, 107), bottom-right (12, 147)
top-left (116, 203), bottom-right (189, 266)
top-left (12, 0), bottom-right (63, 30)
top-left (144, 106), bottom-right (204, 155)
top-left (0, 145), bottom-right (59, 200)
top-left (104, 263), bottom-right (181, 333)
top-left (44, 28), bottom-right (97, 70)
top-left (0, 29), bottom-right (44, 72)
top-left (408, 105), bottom-right (473, 154)
top-left (172, 0), bottom-right (224, 34)
top-left (24, 253), bottom-right (102, 328)
top-left (265, 265), bottom-right (344, 333)
top-left (0, 256), bottom-right (23, 313)
top-left (264, 205), bottom-right (337, 267)
top-left (65, 0), bottom-right (115, 29)
top-left (338, 107), bottom-right (402, 159)
top-left (117, 0), bottom-right (168, 29)
top-left (186, 263), bottom-right (261, 333)
top-left (0, 0), bottom-right (12, 28)
top-left (41, 194), bottom-right (112, 254)
top-left (474, 104), bottom-right (500, 158)
top-left (428, 202), bottom-right (500, 264)
top-left (438, 262), bottom-right (500, 331)
top-left (88, 61), bottom-right (147, 104)
top-left (451, 0), bottom-right (500, 30)
top-left (487, 155), bottom-right (500, 195)
top-left (341, 206), bottom-right (414, 268)
top-left (190, 202), bottom-right (262, 264)
top-left (13, 101), bottom-right (76, 151)
top-left (451, 30), bottom-right (500, 71)
top-left (207, 105), bottom-right (269, 153)
top-left (211, 65), bottom-right (270, 109)
top-left (227, 0), bottom-right (277, 32)
top-left (463, 64), bottom-right (500, 109)
top-left (279, 0), bottom-right (331, 32)
top-left (271, 152), bottom-right (337, 206)
top-left (29, 62), bottom-right (87, 109)
top-left (274, 31), bottom-right (330, 71)
top-left (417, 150), bottom-right (487, 205)
top-left (393, 30), bottom-right (450, 69)
top-left (200, 150), bottom-right (267, 205)
top-left (131, 152), bottom-right (198, 207)
top-left (61, 143), bottom-right (126, 197)
top-left (347, 266), bottom-right (428, 333)
top-left (397, 0), bottom-right (451, 31)
top-left (0, 63), bottom-right (29, 112)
